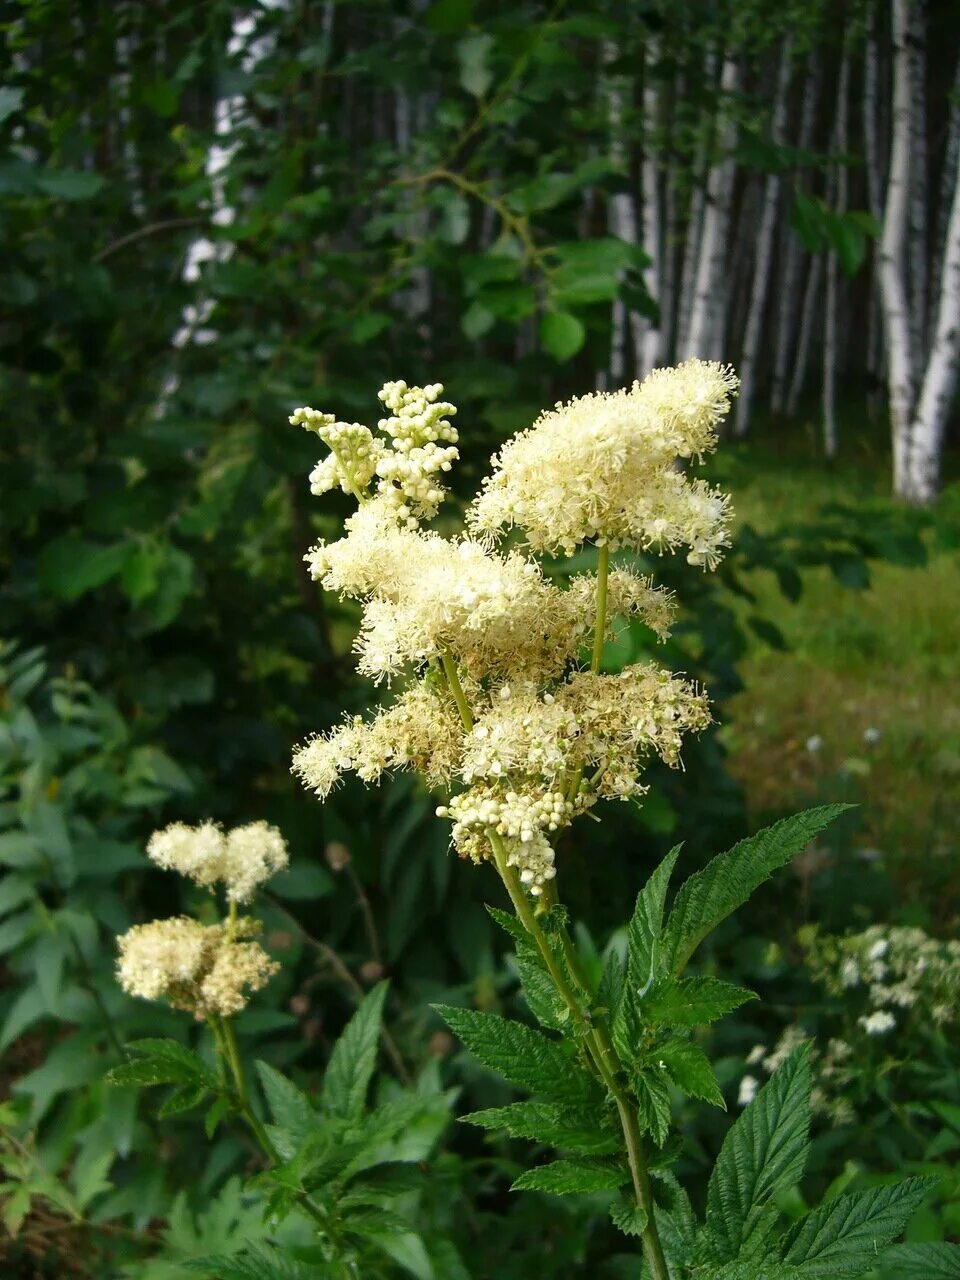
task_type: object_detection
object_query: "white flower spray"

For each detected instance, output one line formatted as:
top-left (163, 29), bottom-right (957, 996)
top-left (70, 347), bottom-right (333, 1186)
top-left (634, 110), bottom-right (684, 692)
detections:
top-left (292, 360), bottom-right (737, 897)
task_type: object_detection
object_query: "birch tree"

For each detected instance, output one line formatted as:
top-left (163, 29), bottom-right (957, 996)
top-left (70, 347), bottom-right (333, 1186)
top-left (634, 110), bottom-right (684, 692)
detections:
top-left (682, 54), bottom-right (739, 360)
top-left (877, 0), bottom-right (917, 495)
top-left (822, 41), bottom-right (851, 459)
top-left (734, 37), bottom-right (792, 436)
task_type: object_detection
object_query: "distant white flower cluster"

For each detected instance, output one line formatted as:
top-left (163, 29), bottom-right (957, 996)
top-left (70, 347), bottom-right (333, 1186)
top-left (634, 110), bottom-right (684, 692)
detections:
top-left (737, 923), bottom-right (960, 1120)
top-left (291, 364), bottom-right (735, 894)
top-left (116, 820), bottom-right (289, 1018)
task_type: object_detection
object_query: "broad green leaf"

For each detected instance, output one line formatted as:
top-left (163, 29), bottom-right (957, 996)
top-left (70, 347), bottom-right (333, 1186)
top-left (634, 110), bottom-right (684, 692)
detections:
top-left (38, 536), bottom-right (132, 602)
top-left (658, 1037), bottom-right (725, 1107)
top-left (105, 1038), bottom-right (214, 1089)
top-left (626, 845), bottom-right (682, 995)
top-left (512, 1157), bottom-right (626, 1195)
top-left (435, 1005), bottom-right (597, 1105)
top-left (158, 1082), bottom-right (209, 1117)
top-left (643, 976), bottom-right (756, 1026)
top-left (662, 807), bottom-right (849, 975)
top-left (879, 1243), bottom-right (960, 1278)
top-left (322, 981), bottom-right (388, 1121)
top-left (701, 1045), bottom-right (812, 1264)
top-left (462, 1101), bottom-right (619, 1154)
top-left (633, 1069), bottom-right (672, 1146)
top-left (457, 32), bottom-right (494, 97)
top-left (185, 1242), bottom-right (323, 1279)
top-left (540, 311), bottom-right (585, 361)
top-left (366, 1227), bottom-right (435, 1280)
top-left (255, 1062), bottom-right (316, 1143)
top-left (784, 1177), bottom-right (936, 1277)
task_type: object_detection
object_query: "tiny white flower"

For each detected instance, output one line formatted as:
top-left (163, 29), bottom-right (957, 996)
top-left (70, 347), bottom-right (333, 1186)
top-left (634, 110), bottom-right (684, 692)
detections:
top-left (859, 1010), bottom-right (896, 1036)
top-left (805, 734), bottom-right (824, 754)
top-left (738, 1075), bottom-right (759, 1107)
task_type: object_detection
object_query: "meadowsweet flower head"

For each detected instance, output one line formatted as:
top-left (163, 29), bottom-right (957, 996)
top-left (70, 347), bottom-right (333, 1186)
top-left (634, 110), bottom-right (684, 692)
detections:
top-left (147, 820), bottom-right (288, 902)
top-left (859, 1009), bottom-right (896, 1036)
top-left (468, 359), bottom-right (737, 562)
top-left (117, 917), bottom-right (278, 1019)
top-left (293, 381), bottom-right (458, 526)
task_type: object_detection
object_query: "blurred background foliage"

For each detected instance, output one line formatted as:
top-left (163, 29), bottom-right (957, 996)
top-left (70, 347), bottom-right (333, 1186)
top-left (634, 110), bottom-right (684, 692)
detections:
top-left (1, 0), bottom-right (959, 1275)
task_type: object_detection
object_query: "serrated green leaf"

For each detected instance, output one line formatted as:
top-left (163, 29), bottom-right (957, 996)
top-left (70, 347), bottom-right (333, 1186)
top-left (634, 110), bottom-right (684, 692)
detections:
top-left (784, 1177), bottom-right (936, 1277)
top-left (512, 1157), bottom-right (626, 1195)
top-left (462, 1101), bottom-right (619, 1154)
top-left (515, 947), bottom-right (568, 1030)
top-left (658, 1037), bottom-right (725, 1107)
top-left (627, 845), bottom-right (681, 995)
top-left (879, 1243), bottom-right (960, 1278)
top-left (157, 1081), bottom-right (209, 1117)
top-left (701, 1045), bottom-right (812, 1264)
top-left (486, 904), bottom-right (530, 945)
top-left (105, 1038), bottom-right (214, 1089)
top-left (643, 976), bottom-right (756, 1026)
top-left (610, 1193), bottom-right (648, 1236)
top-left (322, 981), bottom-right (388, 1122)
top-left (662, 807), bottom-right (849, 975)
top-left (633, 1069), bottom-right (672, 1146)
top-left (435, 1004), bottom-right (597, 1105)
top-left (184, 1241), bottom-right (321, 1279)
top-left (256, 1061), bottom-right (316, 1141)
top-left (205, 1095), bottom-right (232, 1139)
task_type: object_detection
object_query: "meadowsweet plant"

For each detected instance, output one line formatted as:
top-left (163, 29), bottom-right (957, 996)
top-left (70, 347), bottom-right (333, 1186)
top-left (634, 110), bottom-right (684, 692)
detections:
top-left (290, 364), bottom-right (955, 1280)
top-left (109, 821), bottom-right (465, 1276)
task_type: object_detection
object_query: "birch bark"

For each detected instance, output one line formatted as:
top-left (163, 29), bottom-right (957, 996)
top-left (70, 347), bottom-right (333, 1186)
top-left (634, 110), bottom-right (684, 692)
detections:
top-left (822, 43), bottom-right (851, 459)
top-left (735, 37), bottom-right (792, 436)
top-left (682, 54), bottom-right (739, 360)
top-left (878, 0), bottom-right (917, 496)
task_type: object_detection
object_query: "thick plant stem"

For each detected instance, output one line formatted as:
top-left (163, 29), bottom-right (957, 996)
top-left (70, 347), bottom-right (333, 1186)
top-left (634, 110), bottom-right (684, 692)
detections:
top-left (438, 641), bottom-right (668, 1278)
top-left (591, 543), bottom-right (610, 672)
top-left (490, 841), bottom-right (669, 1280)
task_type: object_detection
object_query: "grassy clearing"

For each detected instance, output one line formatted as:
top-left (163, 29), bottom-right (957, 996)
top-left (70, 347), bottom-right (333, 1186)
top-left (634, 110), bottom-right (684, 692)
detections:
top-left (710, 435), bottom-right (960, 921)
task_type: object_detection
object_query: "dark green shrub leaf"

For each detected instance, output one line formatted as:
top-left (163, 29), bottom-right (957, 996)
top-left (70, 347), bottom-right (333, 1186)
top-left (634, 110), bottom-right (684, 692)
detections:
top-left (512, 1157), bottom-right (627, 1195)
top-left (643, 976), bottom-right (756, 1026)
top-left (322, 981), bottom-right (388, 1122)
top-left (784, 1177), bottom-right (936, 1277)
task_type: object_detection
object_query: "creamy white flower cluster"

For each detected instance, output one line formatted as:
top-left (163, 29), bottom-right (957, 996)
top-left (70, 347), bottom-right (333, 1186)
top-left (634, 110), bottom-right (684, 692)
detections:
top-left (117, 916), bottom-right (277, 1020)
top-left (293, 381), bottom-right (458, 528)
top-left (469, 360), bottom-right (738, 563)
top-left (375, 380), bottom-right (459, 525)
top-left (117, 819), bottom-right (289, 1018)
top-left (147, 820), bottom-right (288, 904)
top-left (293, 365), bottom-right (729, 895)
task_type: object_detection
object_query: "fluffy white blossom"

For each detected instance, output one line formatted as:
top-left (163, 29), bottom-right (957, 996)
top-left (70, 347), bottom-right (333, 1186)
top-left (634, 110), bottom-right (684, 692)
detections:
top-left (147, 820), bottom-right (288, 902)
top-left (117, 916), bottom-right (277, 1019)
top-left (468, 360), bottom-right (737, 561)
top-left (859, 1009), bottom-right (896, 1036)
top-left (738, 1075), bottom-right (759, 1106)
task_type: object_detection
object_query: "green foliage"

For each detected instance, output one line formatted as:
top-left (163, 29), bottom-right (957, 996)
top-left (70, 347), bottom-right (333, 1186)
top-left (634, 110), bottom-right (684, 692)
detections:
top-left (322, 982), bottom-right (389, 1122)
top-left (782, 1178), bottom-right (934, 1277)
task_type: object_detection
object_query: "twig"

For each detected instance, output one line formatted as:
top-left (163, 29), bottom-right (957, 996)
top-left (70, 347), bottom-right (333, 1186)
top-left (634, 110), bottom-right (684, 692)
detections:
top-left (93, 217), bottom-right (201, 263)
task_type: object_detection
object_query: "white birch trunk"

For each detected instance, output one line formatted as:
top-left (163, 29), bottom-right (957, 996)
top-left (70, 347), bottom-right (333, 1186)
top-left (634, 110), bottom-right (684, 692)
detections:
top-left (735, 38), bottom-right (792, 436)
top-left (929, 61), bottom-right (960, 340)
top-left (908, 5), bottom-right (928, 360)
top-left (823, 43), bottom-right (851, 459)
top-left (786, 254), bottom-right (822, 416)
top-left (772, 52), bottom-right (821, 414)
top-left (879, 0), bottom-right (917, 496)
top-left (682, 54), bottom-right (739, 360)
top-left (863, 12), bottom-right (886, 414)
top-left (603, 40), bottom-right (642, 384)
top-left (154, 5), bottom-right (283, 416)
top-left (638, 36), bottom-right (663, 375)
top-left (677, 54), bottom-right (717, 358)
top-left (903, 109), bottom-right (960, 498)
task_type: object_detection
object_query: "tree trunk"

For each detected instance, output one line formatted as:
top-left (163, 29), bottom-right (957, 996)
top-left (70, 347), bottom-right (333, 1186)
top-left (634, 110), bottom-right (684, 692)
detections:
top-left (863, 9), bottom-right (886, 416)
top-left (638, 36), bottom-right (663, 375)
top-left (771, 51), bottom-right (821, 415)
top-left (603, 39), bottom-right (641, 385)
top-left (902, 109), bottom-right (960, 498)
top-left (677, 52), bottom-right (717, 359)
top-left (735, 37), bottom-right (792, 436)
top-left (908, 4), bottom-right (928, 361)
top-left (154, 7), bottom-right (281, 416)
top-left (787, 254), bottom-right (822, 417)
top-left (682, 54), bottom-right (739, 360)
top-left (823, 42), bottom-right (851, 459)
top-left (879, 0), bottom-right (917, 496)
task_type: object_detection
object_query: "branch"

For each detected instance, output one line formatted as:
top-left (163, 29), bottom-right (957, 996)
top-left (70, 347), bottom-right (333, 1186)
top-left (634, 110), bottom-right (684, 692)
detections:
top-left (93, 217), bottom-right (202, 263)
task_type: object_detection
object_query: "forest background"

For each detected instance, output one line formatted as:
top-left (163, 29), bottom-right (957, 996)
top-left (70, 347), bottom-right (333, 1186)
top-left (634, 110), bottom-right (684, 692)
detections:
top-left (2, 0), bottom-right (960, 1276)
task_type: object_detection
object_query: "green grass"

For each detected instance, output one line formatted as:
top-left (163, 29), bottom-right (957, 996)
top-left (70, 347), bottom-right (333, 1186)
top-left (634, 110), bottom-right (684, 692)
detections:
top-left (709, 434), bottom-right (960, 923)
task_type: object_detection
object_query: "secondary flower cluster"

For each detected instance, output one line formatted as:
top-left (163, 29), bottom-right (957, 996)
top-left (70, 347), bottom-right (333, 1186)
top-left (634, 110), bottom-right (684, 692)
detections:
top-left (116, 821), bottom-right (288, 1018)
top-left (737, 923), bottom-right (960, 1121)
top-left (292, 364), bottom-right (736, 894)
